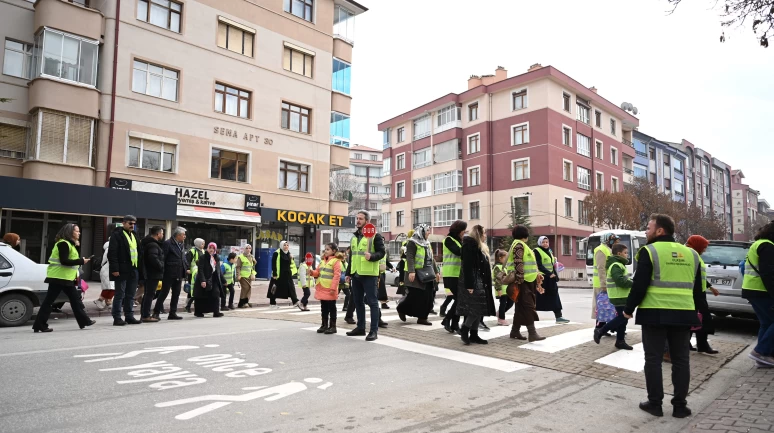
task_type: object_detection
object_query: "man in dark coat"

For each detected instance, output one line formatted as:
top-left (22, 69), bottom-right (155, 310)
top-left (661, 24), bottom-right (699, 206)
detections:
top-left (140, 226), bottom-right (165, 322)
top-left (345, 210), bottom-right (386, 341)
top-left (154, 227), bottom-right (187, 320)
top-left (108, 215), bottom-right (143, 326)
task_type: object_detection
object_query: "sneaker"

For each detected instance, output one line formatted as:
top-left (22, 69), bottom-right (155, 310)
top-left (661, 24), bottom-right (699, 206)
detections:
top-left (381, 303), bottom-right (390, 309)
top-left (749, 350), bottom-right (774, 366)
top-left (639, 401), bottom-right (663, 417)
top-left (295, 302), bottom-right (304, 311)
top-left (672, 406), bottom-right (692, 419)
top-left (94, 299), bottom-right (107, 310)
top-left (756, 360), bottom-right (773, 369)
top-left (133, 302), bottom-right (139, 308)
top-left (497, 318), bottom-right (509, 326)
top-left (113, 318), bottom-right (126, 326)
top-left (555, 317), bottom-right (570, 324)
top-left (615, 341), bottom-right (634, 350)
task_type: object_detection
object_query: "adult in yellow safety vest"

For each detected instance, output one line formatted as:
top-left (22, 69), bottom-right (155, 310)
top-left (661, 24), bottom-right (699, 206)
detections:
top-left (623, 214), bottom-right (702, 418)
top-left (346, 210), bottom-right (387, 341)
top-left (506, 225), bottom-right (545, 342)
top-left (32, 223), bottom-right (95, 332)
top-left (236, 244), bottom-right (256, 308)
top-left (108, 215), bottom-right (142, 326)
top-left (594, 242), bottom-right (634, 350)
top-left (398, 223), bottom-right (440, 328)
top-left (742, 221), bottom-right (774, 367)
top-left (184, 239), bottom-right (205, 313)
top-left (592, 233), bottom-right (619, 322)
top-left (534, 236), bottom-right (569, 324)
top-left (269, 241), bottom-right (301, 309)
top-left (685, 235), bottom-right (719, 355)
top-left (440, 220), bottom-right (467, 333)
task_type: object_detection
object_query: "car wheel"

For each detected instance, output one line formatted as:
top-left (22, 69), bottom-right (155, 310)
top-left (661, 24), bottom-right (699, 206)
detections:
top-left (0, 293), bottom-right (34, 327)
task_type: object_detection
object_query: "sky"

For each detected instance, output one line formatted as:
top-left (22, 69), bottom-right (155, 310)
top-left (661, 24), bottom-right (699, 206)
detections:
top-left (348, 0), bottom-right (774, 203)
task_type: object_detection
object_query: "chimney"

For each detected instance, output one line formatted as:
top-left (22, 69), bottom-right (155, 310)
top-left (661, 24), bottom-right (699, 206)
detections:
top-left (589, 86), bottom-right (598, 93)
top-left (527, 63), bottom-right (543, 72)
top-left (481, 74), bottom-right (496, 86)
top-left (467, 74), bottom-right (483, 90)
top-left (494, 66), bottom-right (508, 83)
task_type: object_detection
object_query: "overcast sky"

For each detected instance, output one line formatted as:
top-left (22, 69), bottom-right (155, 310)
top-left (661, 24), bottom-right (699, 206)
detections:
top-left (348, 0), bottom-right (774, 204)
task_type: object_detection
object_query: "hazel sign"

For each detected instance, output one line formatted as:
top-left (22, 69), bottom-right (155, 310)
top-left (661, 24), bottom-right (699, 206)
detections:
top-left (277, 210), bottom-right (344, 226)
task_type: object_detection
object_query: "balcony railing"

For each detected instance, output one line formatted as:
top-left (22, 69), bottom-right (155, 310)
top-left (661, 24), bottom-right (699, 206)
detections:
top-left (622, 138), bottom-right (634, 148)
top-left (623, 167), bottom-right (634, 175)
top-left (635, 150), bottom-right (648, 158)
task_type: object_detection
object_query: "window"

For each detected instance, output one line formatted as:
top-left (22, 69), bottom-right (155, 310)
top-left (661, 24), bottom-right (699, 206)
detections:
top-left (32, 29), bottom-right (99, 87)
top-left (3, 40), bottom-right (32, 79)
top-left (434, 139), bottom-right (459, 163)
top-left (664, 154), bottom-right (671, 166)
top-left (610, 147), bottom-right (618, 165)
top-left (381, 213), bottom-right (390, 232)
top-left (576, 133), bottom-right (590, 157)
top-left (512, 196), bottom-right (529, 215)
top-left (674, 159), bottom-right (684, 173)
top-left (437, 105), bottom-right (460, 127)
top-left (397, 127), bottom-right (405, 142)
top-left (0, 124), bottom-right (27, 159)
top-left (333, 5), bottom-right (356, 42)
top-left (278, 160), bottom-right (309, 191)
top-left (563, 160), bottom-right (573, 181)
top-left (383, 128), bottom-right (391, 148)
top-left (215, 83), bottom-right (250, 118)
top-left (354, 153), bottom-right (362, 160)
top-left (385, 185), bottom-right (391, 196)
top-left (576, 99), bottom-right (590, 124)
top-left (68, 0), bottom-right (90, 6)
top-left (383, 157), bottom-right (391, 174)
top-left (352, 165), bottom-right (366, 176)
top-left (413, 116), bottom-right (431, 140)
top-left (562, 92), bottom-right (571, 112)
top-left (512, 158), bottom-right (530, 181)
top-left (562, 126), bottom-right (571, 146)
top-left (330, 112), bottom-right (349, 147)
top-left (512, 123), bottom-right (529, 146)
top-left (702, 162), bottom-right (709, 177)
top-left (396, 181), bottom-right (405, 198)
top-left (283, 44), bottom-right (314, 78)
top-left (370, 154), bottom-right (378, 161)
top-left (578, 167), bottom-right (591, 190)
top-left (128, 136), bottom-right (175, 172)
top-left (217, 18), bottom-right (255, 57)
top-left (283, 0), bottom-right (314, 22)
top-left (138, 0), bottom-right (182, 33)
top-left (595, 110), bottom-right (601, 128)
top-left (434, 204), bottom-right (462, 227)
top-left (595, 141), bottom-right (603, 159)
top-left (413, 148), bottom-right (431, 169)
top-left (557, 198), bottom-right (570, 219)
top-left (562, 236), bottom-right (572, 256)
top-left (611, 177), bottom-right (619, 192)
top-left (512, 89), bottom-right (527, 110)
top-left (578, 200), bottom-right (589, 225)
top-left (396, 154), bottom-right (405, 170)
top-left (281, 102), bottom-right (311, 134)
top-left (596, 172), bottom-right (604, 190)
top-left (27, 109), bottom-right (94, 167)
top-left (396, 210), bottom-right (404, 227)
top-left (412, 176), bottom-right (431, 198)
top-left (664, 178), bottom-right (672, 191)
top-left (649, 149), bottom-right (656, 161)
top-left (211, 149), bottom-right (248, 183)
top-left (703, 183), bottom-right (710, 198)
top-left (610, 119), bottom-right (616, 135)
top-left (413, 207), bottom-right (431, 226)
top-left (332, 58), bottom-right (351, 94)
top-left (468, 166), bottom-right (480, 187)
top-left (634, 164), bottom-right (647, 178)
top-left (469, 201), bottom-right (480, 220)
top-left (469, 103), bottom-right (478, 121)
top-left (132, 60), bottom-right (178, 101)
top-left (468, 134), bottom-right (480, 154)
top-left (649, 173), bottom-right (657, 184)
top-left (434, 170), bottom-right (463, 194)
top-left (369, 202), bottom-right (378, 210)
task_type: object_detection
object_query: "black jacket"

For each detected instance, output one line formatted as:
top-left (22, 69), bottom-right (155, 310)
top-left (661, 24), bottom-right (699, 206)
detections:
top-left (345, 229), bottom-right (386, 277)
top-left (194, 252), bottom-right (227, 296)
top-left (108, 227), bottom-right (142, 281)
top-left (624, 235), bottom-right (703, 326)
top-left (162, 238), bottom-right (187, 280)
top-left (44, 240), bottom-right (84, 286)
top-left (743, 241), bottom-right (774, 299)
top-left (140, 235), bottom-right (164, 281)
top-left (456, 236), bottom-right (496, 317)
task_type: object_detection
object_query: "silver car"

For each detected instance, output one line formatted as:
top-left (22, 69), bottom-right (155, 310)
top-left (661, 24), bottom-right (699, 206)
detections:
top-left (703, 240), bottom-right (755, 318)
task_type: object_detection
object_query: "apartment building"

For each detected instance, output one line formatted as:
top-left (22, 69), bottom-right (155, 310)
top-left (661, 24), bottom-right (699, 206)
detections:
top-left (0, 0), bottom-right (366, 277)
top-left (731, 170), bottom-right (762, 241)
top-left (378, 64), bottom-right (639, 270)
top-left (632, 131), bottom-right (689, 201)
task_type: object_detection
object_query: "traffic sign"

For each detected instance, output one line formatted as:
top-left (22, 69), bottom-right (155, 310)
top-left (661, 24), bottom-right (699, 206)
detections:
top-left (362, 223), bottom-right (377, 238)
top-left (305, 253), bottom-right (313, 265)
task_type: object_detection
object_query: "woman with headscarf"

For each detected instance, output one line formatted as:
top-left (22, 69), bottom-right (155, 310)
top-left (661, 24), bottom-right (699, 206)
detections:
top-left (508, 225), bottom-right (546, 342)
top-left (441, 220), bottom-right (467, 333)
top-left (193, 242), bottom-right (226, 317)
top-left (534, 236), bottom-right (569, 324)
top-left (685, 235), bottom-right (719, 354)
top-left (268, 241), bottom-right (301, 309)
top-left (397, 224), bottom-right (440, 325)
top-left (593, 233), bottom-right (619, 332)
top-left (236, 244), bottom-right (256, 308)
top-left (456, 225), bottom-right (497, 344)
top-left (184, 238), bottom-right (205, 313)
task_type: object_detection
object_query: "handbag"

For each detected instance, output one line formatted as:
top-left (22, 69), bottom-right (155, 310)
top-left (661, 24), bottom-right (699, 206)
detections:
top-left (415, 266), bottom-right (436, 283)
top-left (183, 283), bottom-right (191, 294)
top-left (506, 282), bottom-right (520, 302)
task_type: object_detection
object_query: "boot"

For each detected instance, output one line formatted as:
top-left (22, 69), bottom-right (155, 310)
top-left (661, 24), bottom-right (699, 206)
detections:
top-left (510, 325), bottom-right (526, 340)
top-left (459, 325), bottom-right (471, 345)
top-left (345, 317), bottom-right (356, 325)
top-left (317, 317), bottom-right (328, 334)
top-left (442, 316), bottom-right (454, 334)
top-left (324, 318), bottom-right (337, 334)
top-left (185, 298), bottom-right (194, 313)
top-left (527, 325), bottom-right (545, 342)
top-left (469, 328), bottom-right (488, 345)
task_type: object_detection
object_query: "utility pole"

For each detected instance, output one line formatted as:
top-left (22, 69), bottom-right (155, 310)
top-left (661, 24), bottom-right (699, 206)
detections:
top-left (554, 199), bottom-right (559, 252)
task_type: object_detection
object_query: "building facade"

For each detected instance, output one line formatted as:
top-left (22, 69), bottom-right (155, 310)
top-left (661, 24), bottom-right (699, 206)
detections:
top-left (0, 0), bottom-right (366, 277)
top-left (632, 131), bottom-right (689, 201)
top-left (378, 64), bottom-right (639, 271)
top-left (731, 170), bottom-right (762, 241)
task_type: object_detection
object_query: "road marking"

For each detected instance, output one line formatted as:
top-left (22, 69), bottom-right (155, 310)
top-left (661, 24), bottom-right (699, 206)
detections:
top-left (402, 318), bottom-right (445, 331)
top-left (519, 328), bottom-right (595, 353)
top-left (594, 343), bottom-right (645, 372)
top-left (261, 307), bottom-right (308, 314)
top-left (0, 329), bottom-right (277, 358)
top-left (302, 327), bottom-right (530, 372)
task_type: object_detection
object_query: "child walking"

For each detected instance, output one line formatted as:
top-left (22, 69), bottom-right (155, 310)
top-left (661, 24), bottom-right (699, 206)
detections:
top-left (310, 243), bottom-right (344, 335)
top-left (593, 243), bottom-right (634, 350)
top-left (492, 249), bottom-right (513, 326)
top-left (220, 253), bottom-right (238, 310)
top-left (298, 255), bottom-right (314, 311)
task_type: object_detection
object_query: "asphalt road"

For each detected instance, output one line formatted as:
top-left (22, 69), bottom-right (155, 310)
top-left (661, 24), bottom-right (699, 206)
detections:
top-left (0, 290), bottom-right (758, 433)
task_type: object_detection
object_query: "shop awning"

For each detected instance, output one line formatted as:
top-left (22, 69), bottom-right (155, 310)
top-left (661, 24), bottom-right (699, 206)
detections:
top-left (177, 205), bottom-right (261, 225)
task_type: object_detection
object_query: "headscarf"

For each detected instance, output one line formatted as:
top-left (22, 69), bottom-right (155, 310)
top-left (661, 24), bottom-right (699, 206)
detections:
top-left (409, 224), bottom-right (430, 248)
top-left (686, 235), bottom-right (709, 255)
top-left (537, 236), bottom-right (553, 256)
top-left (280, 241), bottom-right (292, 258)
top-left (208, 242), bottom-right (218, 271)
top-left (601, 233), bottom-right (618, 248)
top-left (194, 238), bottom-right (205, 250)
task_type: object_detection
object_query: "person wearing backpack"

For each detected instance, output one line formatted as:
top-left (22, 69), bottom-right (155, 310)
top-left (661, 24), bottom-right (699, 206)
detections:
top-left (743, 221), bottom-right (774, 367)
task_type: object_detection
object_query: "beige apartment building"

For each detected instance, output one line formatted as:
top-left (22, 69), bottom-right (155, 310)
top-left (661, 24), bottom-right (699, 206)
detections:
top-left (0, 0), bottom-right (365, 277)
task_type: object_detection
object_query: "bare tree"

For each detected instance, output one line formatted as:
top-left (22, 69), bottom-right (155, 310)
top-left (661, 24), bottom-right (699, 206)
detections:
top-left (674, 204), bottom-right (728, 242)
top-left (328, 170), bottom-right (358, 244)
top-left (746, 214), bottom-right (771, 239)
top-left (584, 190), bottom-right (642, 230)
top-left (625, 178), bottom-right (683, 230)
top-left (667, 0), bottom-right (774, 47)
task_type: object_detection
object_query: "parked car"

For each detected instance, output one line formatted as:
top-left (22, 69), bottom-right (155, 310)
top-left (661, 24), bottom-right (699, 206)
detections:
top-left (703, 240), bottom-right (755, 318)
top-left (0, 242), bottom-right (79, 327)
top-left (385, 262), bottom-right (400, 287)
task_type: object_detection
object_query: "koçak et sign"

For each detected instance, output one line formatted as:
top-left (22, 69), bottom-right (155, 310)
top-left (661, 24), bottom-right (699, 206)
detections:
top-left (110, 178), bottom-right (260, 212)
top-left (260, 208), bottom-right (355, 228)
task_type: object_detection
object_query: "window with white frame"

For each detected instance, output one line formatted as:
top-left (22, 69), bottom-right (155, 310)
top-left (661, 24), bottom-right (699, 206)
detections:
top-left (385, 185), bottom-right (391, 196)
top-left (413, 207), bottom-right (431, 226)
top-left (434, 139), bottom-right (458, 163)
top-left (396, 210), bottom-right (404, 226)
top-left (433, 204), bottom-right (462, 227)
top-left (138, 0), bottom-right (183, 33)
top-left (564, 197), bottom-right (572, 217)
top-left (3, 39), bottom-right (33, 79)
top-left (27, 109), bottom-right (95, 167)
top-left (512, 158), bottom-right (530, 181)
top-left (576, 133), bottom-right (590, 157)
top-left (132, 60), bottom-right (179, 101)
top-left (333, 4), bottom-right (355, 42)
top-left (562, 92), bottom-right (571, 112)
top-left (512, 123), bottom-right (529, 146)
top-left (128, 135), bottom-right (176, 172)
top-left (382, 128), bottom-right (390, 148)
top-left (396, 153), bottom-right (405, 170)
top-left (370, 185), bottom-right (378, 194)
top-left (578, 200), bottom-right (589, 225)
top-left (437, 105), bottom-right (460, 127)
top-left (397, 127), bottom-right (405, 142)
top-left (563, 160), bottom-right (573, 181)
top-left (434, 170), bottom-right (463, 194)
top-left (562, 126), bottom-right (571, 146)
top-left (610, 118), bottom-right (616, 135)
top-left (576, 98), bottom-right (590, 124)
top-left (610, 146), bottom-right (618, 165)
top-left (595, 110), bottom-right (602, 128)
top-left (512, 89), bottom-right (527, 110)
top-left (413, 148), bottom-right (431, 169)
top-left (512, 196), bottom-right (529, 215)
top-left (468, 166), bottom-right (480, 187)
top-left (595, 140), bottom-right (603, 159)
top-left (381, 213), bottom-right (390, 232)
top-left (370, 154), bottom-right (378, 161)
top-left (675, 179), bottom-right (684, 195)
top-left (469, 201), bottom-right (480, 220)
top-left (395, 181), bottom-right (405, 198)
top-left (412, 176), bottom-right (431, 198)
top-left (383, 157), bottom-right (391, 174)
top-left (32, 29), bottom-right (99, 87)
top-left (468, 134), bottom-right (480, 154)
top-left (413, 115), bottom-right (431, 140)
top-left (369, 201), bottom-right (378, 210)
top-left (578, 166), bottom-right (591, 190)
top-left (611, 176), bottom-right (619, 192)
top-left (354, 153), bottom-right (362, 159)
top-left (468, 103), bottom-right (478, 121)
top-left (562, 235), bottom-right (572, 256)
top-left (596, 171), bottom-right (604, 190)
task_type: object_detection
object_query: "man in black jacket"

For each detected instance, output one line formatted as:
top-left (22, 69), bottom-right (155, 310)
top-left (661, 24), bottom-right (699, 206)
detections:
top-left (154, 227), bottom-right (187, 320)
top-left (345, 210), bottom-right (386, 341)
top-left (624, 214), bottom-right (703, 419)
top-left (109, 215), bottom-right (143, 326)
top-left (140, 226), bottom-right (165, 322)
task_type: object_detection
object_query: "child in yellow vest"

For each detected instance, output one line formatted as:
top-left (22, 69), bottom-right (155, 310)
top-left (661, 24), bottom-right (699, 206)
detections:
top-left (492, 250), bottom-right (513, 326)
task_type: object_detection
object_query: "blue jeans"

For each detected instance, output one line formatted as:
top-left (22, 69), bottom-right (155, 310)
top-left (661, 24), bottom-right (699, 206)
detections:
top-left (749, 296), bottom-right (774, 356)
top-left (352, 274), bottom-right (380, 333)
top-left (112, 269), bottom-right (138, 320)
top-left (600, 306), bottom-right (629, 341)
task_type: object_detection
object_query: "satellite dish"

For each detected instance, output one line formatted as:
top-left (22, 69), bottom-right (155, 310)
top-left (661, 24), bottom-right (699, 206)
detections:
top-left (632, 107), bottom-right (638, 115)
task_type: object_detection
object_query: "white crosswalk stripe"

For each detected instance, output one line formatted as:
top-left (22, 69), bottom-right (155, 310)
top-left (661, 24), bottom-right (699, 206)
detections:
top-left (595, 342), bottom-right (645, 372)
top-left (519, 328), bottom-right (596, 354)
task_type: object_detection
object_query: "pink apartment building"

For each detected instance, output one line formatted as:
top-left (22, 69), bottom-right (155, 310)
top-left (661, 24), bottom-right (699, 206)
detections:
top-left (378, 64), bottom-right (639, 271)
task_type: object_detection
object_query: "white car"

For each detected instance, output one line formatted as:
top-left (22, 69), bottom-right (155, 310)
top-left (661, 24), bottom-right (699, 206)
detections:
top-left (385, 262), bottom-right (400, 286)
top-left (0, 242), bottom-right (68, 327)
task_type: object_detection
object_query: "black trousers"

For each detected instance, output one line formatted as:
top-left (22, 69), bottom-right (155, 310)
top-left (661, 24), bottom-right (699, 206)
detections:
top-left (33, 283), bottom-right (91, 330)
top-left (155, 278), bottom-right (182, 315)
top-left (301, 287), bottom-right (311, 306)
top-left (498, 295), bottom-right (514, 320)
top-left (345, 287), bottom-right (356, 320)
top-left (641, 324), bottom-right (691, 407)
top-left (221, 283), bottom-right (235, 307)
top-left (321, 300), bottom-right (337, 321)
top-left (141, 279), bottom-right (160, 318)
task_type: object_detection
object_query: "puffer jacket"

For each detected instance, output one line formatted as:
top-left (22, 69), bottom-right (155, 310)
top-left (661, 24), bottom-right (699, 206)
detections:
top-left (312, 252), bottom-right (344, 301)
top-left (99, 241), bottom-right (114, 291)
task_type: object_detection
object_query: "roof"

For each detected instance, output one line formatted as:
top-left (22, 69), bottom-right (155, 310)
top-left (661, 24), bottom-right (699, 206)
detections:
top-left (349, 145), bottom-right (381, 153)
top-left (342, 0), bottom-right (368, 12)
top-left (350, 159), bottom-right (382, 166)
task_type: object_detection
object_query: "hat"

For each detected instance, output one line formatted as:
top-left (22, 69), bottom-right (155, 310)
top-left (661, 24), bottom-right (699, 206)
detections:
top-left (686, 235), bottom-right (709, 253)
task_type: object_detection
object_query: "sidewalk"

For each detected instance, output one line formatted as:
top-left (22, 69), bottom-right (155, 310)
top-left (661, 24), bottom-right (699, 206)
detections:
top-left (688, 364), bottom-right (774, 432)
top-left (558, 280), bottom-right (592, 289)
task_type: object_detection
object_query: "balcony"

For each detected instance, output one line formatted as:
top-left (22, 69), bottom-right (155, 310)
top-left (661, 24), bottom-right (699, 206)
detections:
top-left (622, 138), bottom-right (634, 148)
top-left (623, 167), bottom-right (634, 175)
top-left (34, 0), bottom-right (103, 43)
top-left (635, 150), bottom-right (648, 158)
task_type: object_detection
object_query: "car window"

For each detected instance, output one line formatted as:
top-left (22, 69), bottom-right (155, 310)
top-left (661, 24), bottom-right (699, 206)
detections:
top-left (0, 253), bottom-right (11, 270)
top-left (703, 244), bottom-right (749, 267)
